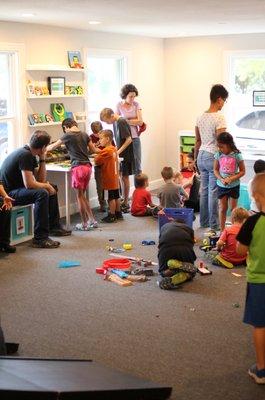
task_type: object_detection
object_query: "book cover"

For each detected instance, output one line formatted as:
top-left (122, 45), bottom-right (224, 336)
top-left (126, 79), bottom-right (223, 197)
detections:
top-left (67, 51), bottom-right (83, 69)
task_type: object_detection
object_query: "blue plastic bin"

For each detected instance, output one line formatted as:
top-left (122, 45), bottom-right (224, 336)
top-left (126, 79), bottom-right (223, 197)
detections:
top-left (237, 184), bottom-right (250, 210)
top-left (158, 208), bottom-right (194, 231)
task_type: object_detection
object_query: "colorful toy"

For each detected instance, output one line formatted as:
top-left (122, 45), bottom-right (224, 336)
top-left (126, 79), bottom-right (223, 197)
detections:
top-left (141, 240), bottom-right (156, 246)
top-left (109, 253), bottom-right (158, 266)
top-left (95, 258), bottom-right (131, 275)
top-left (105, 273), bottom-right (132, 287)
top-left (123, 243), bottom-right (132, 250)
top-left (197, 261), bottom-right (212, 275)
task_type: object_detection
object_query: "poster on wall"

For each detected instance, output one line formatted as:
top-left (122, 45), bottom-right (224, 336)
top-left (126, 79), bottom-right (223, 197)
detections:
top-left (253, 90), bottom-right (265, 107)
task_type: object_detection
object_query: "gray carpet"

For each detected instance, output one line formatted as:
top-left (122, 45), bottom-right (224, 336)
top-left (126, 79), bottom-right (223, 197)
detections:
top-left (0, 211), bottom-right (264, 400)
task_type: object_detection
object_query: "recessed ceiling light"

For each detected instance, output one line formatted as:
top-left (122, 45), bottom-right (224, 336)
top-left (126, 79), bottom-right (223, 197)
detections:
top-left (21, 13), bottom-right (35, 17)
top-left (88, 21), bottom-right (101, 25)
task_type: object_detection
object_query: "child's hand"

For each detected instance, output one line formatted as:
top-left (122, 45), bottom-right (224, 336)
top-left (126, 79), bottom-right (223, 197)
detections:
top-left (220, 178), bottom-right (227, 185)
top-left (223, 176), bottom-right (232, 185)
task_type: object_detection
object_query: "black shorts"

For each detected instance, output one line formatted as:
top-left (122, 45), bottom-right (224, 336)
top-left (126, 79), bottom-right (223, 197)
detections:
top-left (108, 189), bottom-right (120, 201)
top-left (217, 185), bottom-right (240, 199)
top-left (120, 160), bottom-right (135, 177)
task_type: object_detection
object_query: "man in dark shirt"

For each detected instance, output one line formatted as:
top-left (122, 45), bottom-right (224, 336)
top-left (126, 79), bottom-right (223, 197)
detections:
top-left (0, 130), bottom-right (71, 249)
top-left (100, 108), bottom-right (135, 212)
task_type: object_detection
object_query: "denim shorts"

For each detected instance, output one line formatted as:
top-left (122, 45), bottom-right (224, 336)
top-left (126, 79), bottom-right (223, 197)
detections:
top-left (243, 282), bottom-right (265, 327)
top-left (217, 185), bottom-right (240, 199)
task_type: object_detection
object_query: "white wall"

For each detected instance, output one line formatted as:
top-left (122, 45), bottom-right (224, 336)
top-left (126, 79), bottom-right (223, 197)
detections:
top-left (164, 32), bottom-right (265, 167)
top-left (0, 21), bottom-right (165, 211)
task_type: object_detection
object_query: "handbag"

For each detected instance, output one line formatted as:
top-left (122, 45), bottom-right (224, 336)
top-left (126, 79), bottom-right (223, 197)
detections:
top-left (137, 122), bottom-right (147, 136)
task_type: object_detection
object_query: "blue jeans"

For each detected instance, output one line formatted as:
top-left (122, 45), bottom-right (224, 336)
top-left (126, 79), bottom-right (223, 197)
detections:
top-left (197, 150), bottom-right (219, 229)
top-left (9, 187), bottom-right (61, 241)
top-left (133, 137), bottom-right (142, 175)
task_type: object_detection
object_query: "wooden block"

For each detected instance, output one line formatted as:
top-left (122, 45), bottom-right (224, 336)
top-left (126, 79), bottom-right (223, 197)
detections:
top-left (106, 273), bottom-right (133, 286)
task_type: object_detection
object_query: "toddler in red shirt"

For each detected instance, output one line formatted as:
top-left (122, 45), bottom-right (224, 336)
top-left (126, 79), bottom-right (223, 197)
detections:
top-left (212, 207), bottom-right (249, 268)
top-left (131, 174), bottom-right (156, 216)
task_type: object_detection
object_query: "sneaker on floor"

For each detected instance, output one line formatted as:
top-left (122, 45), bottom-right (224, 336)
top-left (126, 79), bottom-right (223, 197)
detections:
top-left (31, 238), bottom-right (60, 248)
top-left (89, 221), bottom-right (99, 229)
top-left (167, 259), bottom-right (197, 277)
top-left (0, 243), bottom-right (16, 253)
top-left (115, 211), bottom-right (124, 220)
top-left (49, 227), bottom-right (72, 236)
top-left (121, 203), bottom-right (130, 213)
top-left (248, 364), bottom-right (265, 384)
top-left (159, 271), bottom-right (191, 290)
top-left (75, 223), bottom-right (92, 231)
top-left (101, 214), bottom-right (117, 223)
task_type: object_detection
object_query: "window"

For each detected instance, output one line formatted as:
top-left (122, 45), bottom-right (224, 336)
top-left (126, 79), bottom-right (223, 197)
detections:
top-left (225, 51), bottom-right (265, 155)
top-left (86, 50), bottom-right (129, 127)
top-left (0, 48), bottom-right (22, 165)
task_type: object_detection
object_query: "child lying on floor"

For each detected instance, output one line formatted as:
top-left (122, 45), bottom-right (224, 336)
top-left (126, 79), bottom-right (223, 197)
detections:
top-left (212, 207), bottom-right (249, 268)
top-left (158, 219), bottom-right (197, 289)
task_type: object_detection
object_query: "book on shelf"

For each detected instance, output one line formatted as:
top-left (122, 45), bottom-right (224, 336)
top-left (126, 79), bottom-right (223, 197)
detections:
top-left (67, 51), bottom-right (84, 69)
top-left (28, 113), bottom-right (55, 125)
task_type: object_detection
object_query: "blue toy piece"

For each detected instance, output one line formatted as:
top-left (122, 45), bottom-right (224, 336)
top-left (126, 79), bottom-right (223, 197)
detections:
top-left (58, 260), bottom-right (81, 268)
top-left (111, 269), bottom-right (128, 278)
top-left (141, 240), bottom-right (156, 246)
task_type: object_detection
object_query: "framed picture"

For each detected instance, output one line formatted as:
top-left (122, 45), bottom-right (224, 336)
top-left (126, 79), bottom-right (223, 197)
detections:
top-left (48, 77), bottom-right (65, 96)
top-left (67, 51), bottom-right (83, 69)
top-left (253, 90), bottom-right (265, 107)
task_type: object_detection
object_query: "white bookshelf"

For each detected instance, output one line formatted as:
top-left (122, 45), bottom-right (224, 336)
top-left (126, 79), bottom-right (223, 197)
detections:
top-left (26, 64), bottom-right (85, 72)
top-left (27, 95), bottom-right (85, 99)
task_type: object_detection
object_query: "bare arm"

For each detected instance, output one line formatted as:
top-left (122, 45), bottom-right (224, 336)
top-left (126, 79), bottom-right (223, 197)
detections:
top-left (117, 136), bottom-right (132, 156)
top-left (127, 109), bottom-right (143, 126)
top-left (236, 242), bottom-right (248, 256)
top-left (88, 141), bottom-right (101, 154)
top-left (46, 139), bottom-right (63, 152)
top-left (194, 126), bottom-right (201, 160)
top-left (22, 170), bottom-right (55, 195)
top-left (213, 159), bottom-right (225, 184)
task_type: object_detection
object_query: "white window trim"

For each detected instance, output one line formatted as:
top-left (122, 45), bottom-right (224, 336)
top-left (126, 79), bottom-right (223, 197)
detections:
top-left (83, 47), bottom-right (132, 129)
top-left (0, 42), bottom-right (26, 149)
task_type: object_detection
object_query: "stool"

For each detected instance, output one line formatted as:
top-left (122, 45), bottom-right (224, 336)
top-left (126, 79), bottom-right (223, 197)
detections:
top-left (10, 204), bottom-right (34, 245)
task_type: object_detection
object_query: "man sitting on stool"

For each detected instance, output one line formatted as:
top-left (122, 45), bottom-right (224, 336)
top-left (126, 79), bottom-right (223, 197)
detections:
top-left (0, 130), bottom-right (71, 249)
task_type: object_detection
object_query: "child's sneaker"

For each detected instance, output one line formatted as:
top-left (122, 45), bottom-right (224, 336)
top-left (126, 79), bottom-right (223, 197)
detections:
top-left (89, 221), bottom-right (99, 229)
top-left (115, 211), bottom-right (124, 220)
top-left (75, 223), bottom-right (91, 231)
top-left (121, 203), bottom-right (130, 213)
top-left (159, 271), bottom-right (190, 290)
top-left (101, 213), bottom-right (117, 223)
top-left (248, 364), bottom-right (265, 384)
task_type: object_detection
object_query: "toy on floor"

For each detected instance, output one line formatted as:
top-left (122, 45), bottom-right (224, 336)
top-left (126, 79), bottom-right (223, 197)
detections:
top-left (197, 261), bottom-right (212, 275)
top-left (58, 260), bottom-right (81, 268)
top-left (123, 243), bottom-right (132, 250)
top-left (159, 259), bottom-right (197, 290)
top-left (141, 240), bottom-right (156, 246)
top-left (109, 253), bottom-right (158, 266)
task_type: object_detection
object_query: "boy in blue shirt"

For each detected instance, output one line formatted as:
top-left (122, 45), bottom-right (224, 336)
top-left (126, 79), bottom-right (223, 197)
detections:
top-left (237, 172), bottom-right (265, 384)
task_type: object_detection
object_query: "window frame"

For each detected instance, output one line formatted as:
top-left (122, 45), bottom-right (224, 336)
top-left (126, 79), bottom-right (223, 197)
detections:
top-left (83, 47), bottom-right (132, 129)
top-left (0, 42), bottom-right (25, 162)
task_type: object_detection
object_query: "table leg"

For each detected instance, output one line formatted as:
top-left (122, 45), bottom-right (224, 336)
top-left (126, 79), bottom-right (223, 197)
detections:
top-left (65, 171), bottom-right (70, 229)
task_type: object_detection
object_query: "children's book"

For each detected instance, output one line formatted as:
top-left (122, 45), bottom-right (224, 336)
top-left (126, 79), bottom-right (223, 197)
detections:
top-left (67, 51), bottom-right (83, 69)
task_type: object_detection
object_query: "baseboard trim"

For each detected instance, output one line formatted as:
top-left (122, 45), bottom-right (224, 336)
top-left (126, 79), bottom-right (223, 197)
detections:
top-left (58, 178), bottom-right (163, 218)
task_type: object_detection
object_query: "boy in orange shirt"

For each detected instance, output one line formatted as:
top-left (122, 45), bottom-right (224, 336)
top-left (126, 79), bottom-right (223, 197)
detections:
top-left (94, 130), bottom-right (122, 223)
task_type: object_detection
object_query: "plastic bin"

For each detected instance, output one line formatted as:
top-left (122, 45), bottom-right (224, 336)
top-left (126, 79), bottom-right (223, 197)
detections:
top-left (181, 136), bottom-right (195, 145)
top-left (158, 208), bottom-right (194, 231)
top-left (181, 145), bottom-right (194, 153)
top-left (238, 184), bottom-right (251, 210)
top-left (11, 205), bottom-right (33, 244)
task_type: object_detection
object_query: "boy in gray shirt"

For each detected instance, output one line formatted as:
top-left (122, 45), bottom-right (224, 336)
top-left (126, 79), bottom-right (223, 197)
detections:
top-left (157, 167), bottom-right (188, 208)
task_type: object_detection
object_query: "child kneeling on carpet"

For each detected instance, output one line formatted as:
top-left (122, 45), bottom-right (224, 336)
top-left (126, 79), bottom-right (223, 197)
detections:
top-left (158, 219), bottom-right (197, 289)
top-left (236, 173), bottom-right (265, 384)
top-left (94, 130), bottom-right (122, 223)
top-left (212, 207), bottom-right (249, 269)
top-left (131, 173), bottom-right (157, 216)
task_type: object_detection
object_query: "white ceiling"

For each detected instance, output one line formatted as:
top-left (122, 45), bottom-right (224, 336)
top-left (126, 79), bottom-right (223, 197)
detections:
top-left (1, 0), bottom-right (265, 38)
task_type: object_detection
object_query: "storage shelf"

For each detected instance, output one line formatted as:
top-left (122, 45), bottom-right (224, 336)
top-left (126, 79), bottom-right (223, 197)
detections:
top-left (28, 120), bottom-right (85, 128)
top-left (27, 95), bottom-right (85, 99)
top-left (26, 64), bottom-right (85, 72)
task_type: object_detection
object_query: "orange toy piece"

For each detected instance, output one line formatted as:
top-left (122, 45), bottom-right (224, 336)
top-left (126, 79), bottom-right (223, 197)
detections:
top-left (106, 273), bottom-right (132, 286)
